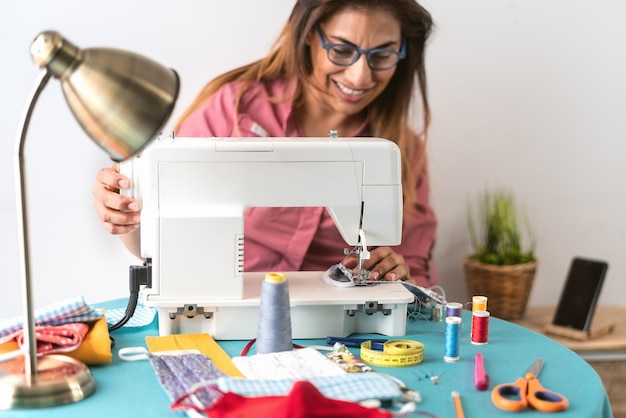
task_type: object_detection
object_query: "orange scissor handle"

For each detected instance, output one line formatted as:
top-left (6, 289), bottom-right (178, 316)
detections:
top-left (526, 374), bottom-right (569, 412)
top-left (491, 376), bottom-right (529, 412)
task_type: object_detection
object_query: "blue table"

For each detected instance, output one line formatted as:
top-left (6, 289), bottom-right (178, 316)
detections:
top-left (0, 300), bottom-right (613, 417)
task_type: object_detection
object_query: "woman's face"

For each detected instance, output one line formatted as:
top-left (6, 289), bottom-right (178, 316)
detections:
top-left (306, 8), bottom-right (402, 117)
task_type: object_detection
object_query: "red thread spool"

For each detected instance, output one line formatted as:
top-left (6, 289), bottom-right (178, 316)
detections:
top-left (471, 310), bottom-right (490, 345)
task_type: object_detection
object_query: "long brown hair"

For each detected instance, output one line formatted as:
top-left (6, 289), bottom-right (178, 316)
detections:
top-left (176, 0), bottom-right (433, 208)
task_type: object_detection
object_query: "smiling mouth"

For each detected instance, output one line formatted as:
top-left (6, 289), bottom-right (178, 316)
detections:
top-left (334, 80), bottom-right (365, 96)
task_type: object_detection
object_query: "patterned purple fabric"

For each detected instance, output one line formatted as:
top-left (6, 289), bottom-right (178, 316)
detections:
top-left (148, 352), bottom-right (227, 408)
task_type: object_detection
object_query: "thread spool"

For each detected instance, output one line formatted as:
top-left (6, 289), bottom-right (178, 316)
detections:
top-left (444, 316), bottom-right (461, 363)
top-left (446, 302), bottom-right (463, 318)
top-left (471, 296), bottom-right (488, 312)
top-left (256, 272), bottom-right (293, 354)
top-left (431, 303), bottom-right (443, 322)
top-left (470, 296), bottom-right (488, 337)
top-left (446, 302), bottom-right (463, 335)
top-left (471, 310), bottom-right (490, 345)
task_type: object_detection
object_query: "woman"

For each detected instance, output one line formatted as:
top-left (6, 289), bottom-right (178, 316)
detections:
top-left (93, 0), bottom-right (437, 287)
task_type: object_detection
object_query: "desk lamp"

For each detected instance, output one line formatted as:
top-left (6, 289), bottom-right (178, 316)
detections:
top-left (0, 31), bottom-right (179, 409)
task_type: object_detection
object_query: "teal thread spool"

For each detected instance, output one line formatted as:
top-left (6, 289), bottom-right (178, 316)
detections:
top-left (256, 272), bottom-right (293, 354)
top-left (444, 316), bottom-right (461, 363)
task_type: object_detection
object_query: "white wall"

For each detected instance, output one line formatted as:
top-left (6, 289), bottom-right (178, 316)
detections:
top-left (424, 1), bottom-right (626, 306)
top-left (1, 0), bottom-right (624, 319)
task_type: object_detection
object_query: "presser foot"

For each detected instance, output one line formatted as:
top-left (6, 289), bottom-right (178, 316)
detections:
top-left (323, 263), bottom-right (382, 287)
top-left (322, 264), bottom-right (446, 306)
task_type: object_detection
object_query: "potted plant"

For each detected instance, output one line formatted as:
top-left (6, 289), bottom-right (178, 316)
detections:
top-left (463, 189), bottom-right (537, 320)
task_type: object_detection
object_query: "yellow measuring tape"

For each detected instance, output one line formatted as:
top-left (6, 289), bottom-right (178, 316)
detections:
top-left (360, 340), bottom-right (425, 367)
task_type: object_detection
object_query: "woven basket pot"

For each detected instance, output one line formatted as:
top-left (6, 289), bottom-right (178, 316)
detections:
top-left (463, 257), bottom-right (538, 320)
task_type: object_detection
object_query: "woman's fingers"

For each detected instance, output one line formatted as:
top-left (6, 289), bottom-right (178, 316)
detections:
top-left (92, 165), bottom-right (141, 234)
top-left (343, 247), bottom-right (411, 282)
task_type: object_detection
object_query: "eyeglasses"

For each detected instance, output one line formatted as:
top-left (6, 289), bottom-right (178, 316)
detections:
top-left (316, 27), bottom-right (406, 71)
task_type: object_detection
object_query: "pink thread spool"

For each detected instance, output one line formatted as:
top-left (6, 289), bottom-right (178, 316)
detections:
top-left (471, 310), bottom-right (490, 345)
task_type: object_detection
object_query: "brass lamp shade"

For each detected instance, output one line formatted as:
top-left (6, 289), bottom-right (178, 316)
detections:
top-left (31, 31), bottom-right (179, 161)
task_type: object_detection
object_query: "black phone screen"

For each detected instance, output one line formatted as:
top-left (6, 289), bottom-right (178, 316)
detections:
top-left (552, 257), bottom-right (608, 331)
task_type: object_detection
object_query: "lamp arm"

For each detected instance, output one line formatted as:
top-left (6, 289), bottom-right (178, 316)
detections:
top-left (14, 69), bottom-right (52, 379)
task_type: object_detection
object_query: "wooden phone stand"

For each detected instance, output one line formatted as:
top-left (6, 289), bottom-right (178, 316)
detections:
top-left (544, 321), bottom-right (617, 341)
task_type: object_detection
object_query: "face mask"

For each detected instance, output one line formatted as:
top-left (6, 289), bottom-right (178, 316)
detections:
top-left (151, 351), bottom-right (227, 407)
top-left (174, 379), bottom-right (394, 418)
top-left (118, 348), bottom-right (227, 407)
top-left (120, 347), bottom-right (424, 417)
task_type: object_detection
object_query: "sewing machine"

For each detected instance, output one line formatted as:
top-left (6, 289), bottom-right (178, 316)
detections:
top-left (120, 133), bottom-right (414, 339)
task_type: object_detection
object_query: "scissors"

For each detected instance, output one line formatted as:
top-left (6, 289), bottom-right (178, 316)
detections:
top-left (325, 336), bottom-right (387, 350)
top-left (491, 359), bottom-right (569, 412)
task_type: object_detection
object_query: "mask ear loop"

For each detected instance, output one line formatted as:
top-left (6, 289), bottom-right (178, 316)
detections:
top-left (240, 338), bottom-right (305, 356)
top-left (118, 346), bottom-right (202, 361)
top-left (118, 346), bottom-right (151, 361)
top-left (0, 349), bottom-right (24, 364)
top-left (171, 380), bottom-right (224, 414)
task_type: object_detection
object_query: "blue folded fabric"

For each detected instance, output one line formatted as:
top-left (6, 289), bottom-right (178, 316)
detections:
top-left (0, 296), bottom-right (104, 338)
top-left (104, 302), bottom-right (156, 328)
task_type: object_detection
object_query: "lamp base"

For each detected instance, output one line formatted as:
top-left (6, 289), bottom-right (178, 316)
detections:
top-left (0, 354), bottom-right (95, 409)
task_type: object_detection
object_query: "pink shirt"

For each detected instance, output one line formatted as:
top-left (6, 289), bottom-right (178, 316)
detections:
top-left (177, 79), bottom-right (438, 286)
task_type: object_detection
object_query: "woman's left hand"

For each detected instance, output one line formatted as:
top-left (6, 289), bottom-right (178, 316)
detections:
top-left (342, 246), bottom-right (413, 284)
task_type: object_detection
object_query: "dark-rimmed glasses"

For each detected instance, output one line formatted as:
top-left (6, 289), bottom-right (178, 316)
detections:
top-left (316, 27), bottom-right (406, 71)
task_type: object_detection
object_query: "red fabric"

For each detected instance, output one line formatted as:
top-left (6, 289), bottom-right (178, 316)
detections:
top-left (177, 380), bottom-right (392, 418)
top-left (0, 323), bottom-right (88, 354)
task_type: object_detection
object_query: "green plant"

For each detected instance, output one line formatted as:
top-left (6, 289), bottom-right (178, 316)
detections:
top-left (467, 190), bottom-right (535, 265)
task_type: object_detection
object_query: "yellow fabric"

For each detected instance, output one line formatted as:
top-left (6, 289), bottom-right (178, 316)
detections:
top-left (0, 340), bottom-right (18, 355)
top-left (0, 317), bottom-right (112, 365)
top-left (70, 316), bottom-right (112, 365)
top-left (145, 333), bottom-right (243, 377)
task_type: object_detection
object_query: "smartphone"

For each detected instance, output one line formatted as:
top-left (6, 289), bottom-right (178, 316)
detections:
top-left (552, 257), bottom-right (608, 331)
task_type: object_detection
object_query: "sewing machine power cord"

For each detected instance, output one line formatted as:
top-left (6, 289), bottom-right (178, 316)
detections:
top-left (107, 260), bottom-right (152, 347)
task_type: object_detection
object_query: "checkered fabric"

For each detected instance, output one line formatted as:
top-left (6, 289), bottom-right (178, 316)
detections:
top-left (0, 296), bottom-right (104, 338)
top-left (216, 372), bottom-right (402, 402)
top-left (104, 303), bottom-right (155, 327)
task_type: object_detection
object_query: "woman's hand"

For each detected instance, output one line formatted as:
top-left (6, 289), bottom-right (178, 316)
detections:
top-left (92, 163), bottom-right (141, 235)
top-left (342, 246), bottom-right (413, 284)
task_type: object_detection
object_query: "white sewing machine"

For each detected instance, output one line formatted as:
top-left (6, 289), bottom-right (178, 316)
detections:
top-left (120, 133), bottom-right (414, 339)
